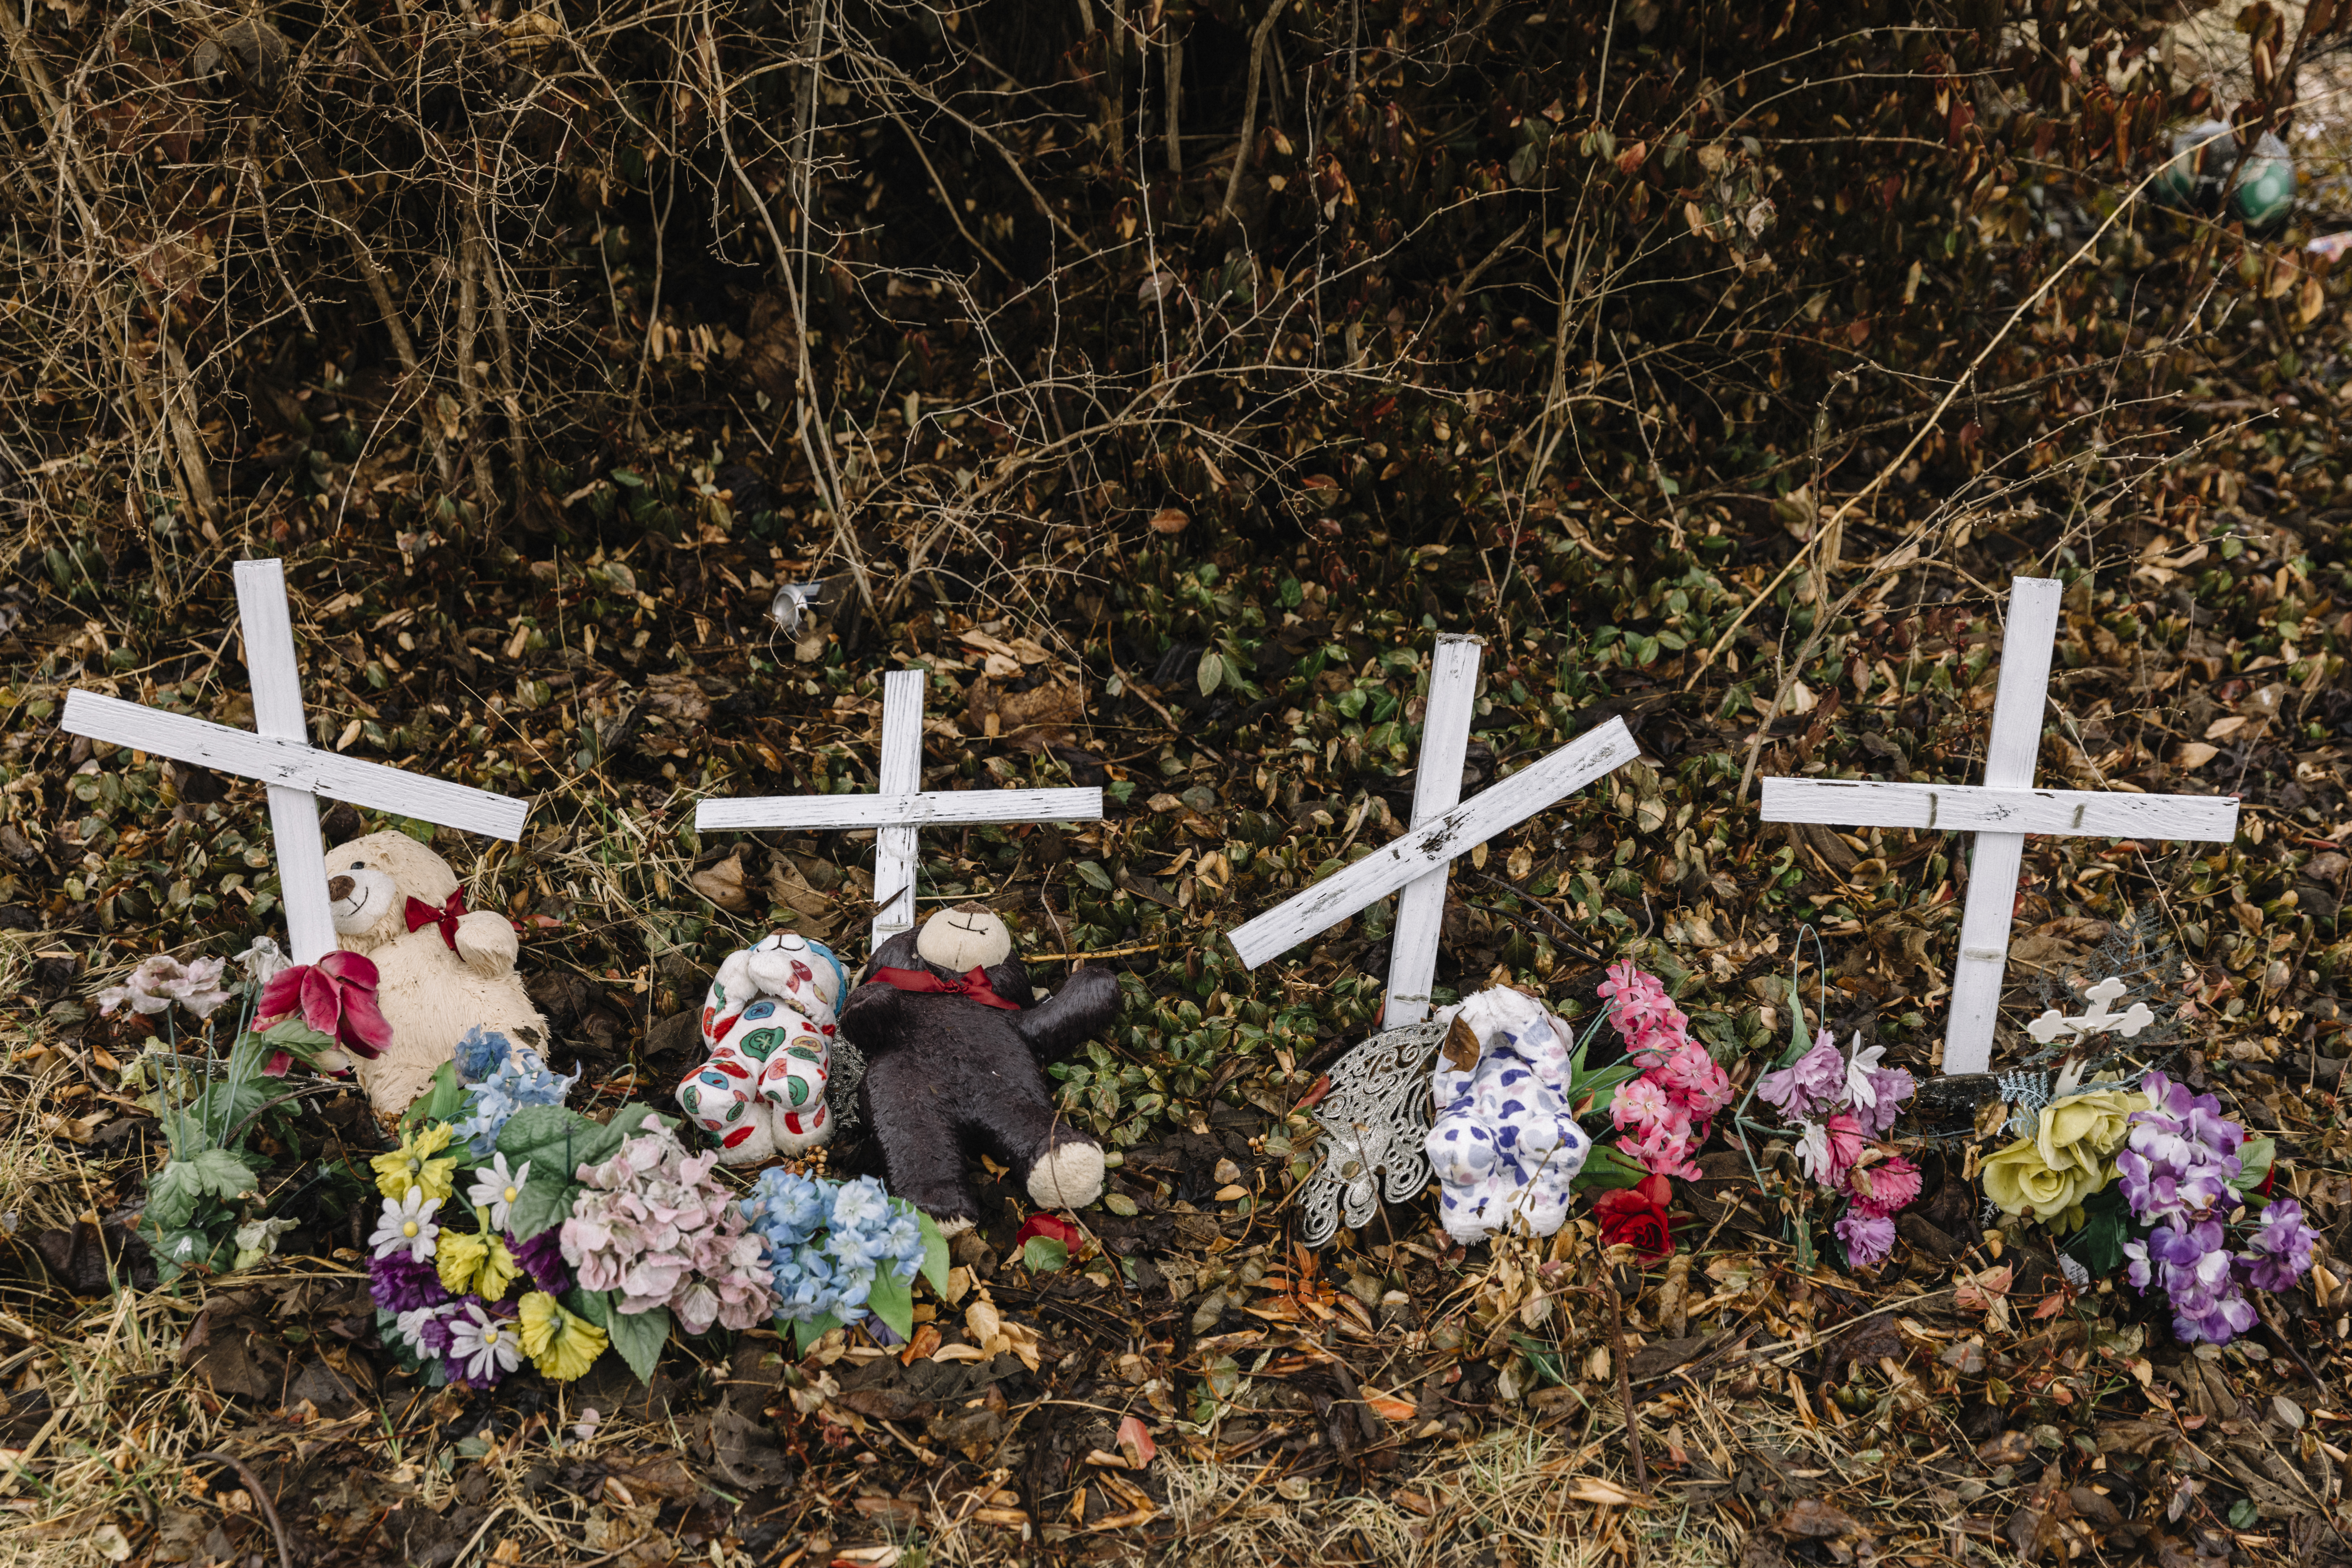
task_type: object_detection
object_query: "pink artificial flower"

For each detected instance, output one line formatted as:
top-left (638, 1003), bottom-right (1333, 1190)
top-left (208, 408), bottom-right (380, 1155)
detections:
top-left (1652, 1041), bottom-right (1734, 1127)
top-left (1797, 1113), bottom-right (1867, 1189)
top-left (1611, 1077), bottom-right (1673, 1132)
top-left (255, 951), bottom-right (392, 1074)
top-left (559, 1113), bottom-right (774, 1327)
top-left (1845, 1153), bottom-right (1923, 1218)
top-left (1619, 1106), bottom-right (1702, 1181)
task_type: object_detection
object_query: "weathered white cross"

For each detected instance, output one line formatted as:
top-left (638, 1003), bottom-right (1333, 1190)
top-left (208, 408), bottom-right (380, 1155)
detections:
top-left (2025, 975), bottom-right (2155, 1046)
top-left (696, 667), bottom-right (1103, 949)
top-left (1760, 575), bottom-right (2239, 1075)
top-left (1225, 633), bottom-right (1639, 1027)
top-left (61, 559), bottom-right (532, 964)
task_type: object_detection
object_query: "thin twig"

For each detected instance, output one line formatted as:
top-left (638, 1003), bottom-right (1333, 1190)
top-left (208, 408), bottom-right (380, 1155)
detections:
top-left (192, 1450), bottom-right (296, 1568)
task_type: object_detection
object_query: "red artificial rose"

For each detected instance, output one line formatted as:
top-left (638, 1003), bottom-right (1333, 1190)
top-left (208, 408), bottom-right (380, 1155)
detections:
top-left (1015, 1212), bottom-right (1083, 1251)
top-left (255, 950), bottom-right (392, 1074)
top-left (1593, 1173), bottom-right (1675, 1259)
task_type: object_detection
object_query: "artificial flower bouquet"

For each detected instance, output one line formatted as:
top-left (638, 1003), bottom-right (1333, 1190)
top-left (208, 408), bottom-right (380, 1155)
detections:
top-left (1983, 1068), bottom-right (2315, 1345)
top-left (371, 1027), bottom-right (952, 1385)
top-left (106, 938), bottom-right (395, 1281)
top-left (1749, 1021), bottom-right (1921, 1269)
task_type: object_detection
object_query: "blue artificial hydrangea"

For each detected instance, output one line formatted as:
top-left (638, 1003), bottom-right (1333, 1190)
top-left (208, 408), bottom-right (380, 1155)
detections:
top-left (454, 1026), bottom-right (512, 1085)
top-left (450, 1043), bottom-right (578, 1157)
top-left (741, 1169), bottom-right (830, 1250)
top-left (737, 1171), bottom-right (926, 1328)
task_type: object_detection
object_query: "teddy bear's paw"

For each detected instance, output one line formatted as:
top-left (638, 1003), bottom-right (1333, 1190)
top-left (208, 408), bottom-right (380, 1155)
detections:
top-left (712, 1117), bottom-right (780, 1166)
top-left (1026, 1139), bottom-right (1106, 1210)
top-left (764, 1102), bottom-right (834, 1157)
top-left (929, 1214), bottom-right (974, 1238)
top-left (453, 912), bottom-right (520, 976)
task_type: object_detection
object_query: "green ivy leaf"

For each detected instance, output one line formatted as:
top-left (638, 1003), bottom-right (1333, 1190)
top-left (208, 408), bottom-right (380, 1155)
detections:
top-left (867, 1268), bottom-right (916, 1341)
top-left (1022, 1236), bottom-right (1070, 1273)
top-left (1196, 650), bottom-right (1225, 695)
top-left (606, 1304), bottom-right (670, 1384)
top-left (1074, 860), bottom-right (1114, 892)
top-left (917, 1212), bottom-right (952, 1295)
top-left (2229, 1137), bottom-right (2276, 1197)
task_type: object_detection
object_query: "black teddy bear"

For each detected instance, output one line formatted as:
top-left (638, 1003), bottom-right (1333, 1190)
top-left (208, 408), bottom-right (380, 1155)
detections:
top-left (841, 904), bottom-right (1119, 1232)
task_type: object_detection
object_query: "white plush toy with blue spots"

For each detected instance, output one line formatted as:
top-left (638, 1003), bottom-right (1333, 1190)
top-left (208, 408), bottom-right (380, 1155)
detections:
top-left (1425, 987), bottom-right (1590, 1244)
top-left (676, 932), bottom-right (850, 1165)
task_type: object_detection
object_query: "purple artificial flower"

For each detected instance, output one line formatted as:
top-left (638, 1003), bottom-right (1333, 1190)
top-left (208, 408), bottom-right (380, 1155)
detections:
top-left (510, 1227), bottom-right (572, 1296)
top-left (2131, 1071), bottom-right (2246, 1170)
top-left (2125, 1219), bottom-right (2259, 1346)
top-left (2238, 1198), bottom-right (2319, 1293)
top-left (2115, 1147), bottom-right (2239, 1223)
top-left (1852, 1066), bottom-right (1916, 1138)
top-left (1756, 1030), bottom-right (1847, 1122)
top-left (369, 1251), bottom-right (449, 1316)
top-left (411, 1301), bottom-right (461, 1357)
top-left (2118, 1070), bottom-right (2246, 1226)
top-left (1836, 1210), bottom-right (1897, 1269)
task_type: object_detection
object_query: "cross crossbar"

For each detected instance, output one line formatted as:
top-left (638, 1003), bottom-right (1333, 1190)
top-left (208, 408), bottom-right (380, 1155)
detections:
top-left (58, 559), bottom-right (532, 964)
top-left (1226, 714), bottom-right (1638, 971)
top-left (694, 667), bottom-right (1103, 948)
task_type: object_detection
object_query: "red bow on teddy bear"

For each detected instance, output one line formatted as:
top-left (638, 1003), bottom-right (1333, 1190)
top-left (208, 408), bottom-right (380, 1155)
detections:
top-left (404, 889), bottom-right (467, 951)
top-left (868, 964), bottom-right (1020, 1010)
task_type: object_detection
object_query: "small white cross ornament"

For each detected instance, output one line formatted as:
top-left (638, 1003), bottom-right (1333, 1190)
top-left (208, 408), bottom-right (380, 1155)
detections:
top-left (696, 667), bottom-right (1103, 948)
top-left (1761, 575), bottom-right (2239, 1075)
top-left (2025, 976), bottom-right (2155, 1045)
top-left (1225, 633), bottom-right (1637, 1024)
top-left (60, 559), bottom-right (532, 964)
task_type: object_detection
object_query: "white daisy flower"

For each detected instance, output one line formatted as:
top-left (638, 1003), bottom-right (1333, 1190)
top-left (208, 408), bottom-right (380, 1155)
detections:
top-left (446, 1300), bottom-right (523, 1383)
top-left (370, 1190), bottom-right (441, 1263)
top-left (467, 1153), bottom-right (531, 1232)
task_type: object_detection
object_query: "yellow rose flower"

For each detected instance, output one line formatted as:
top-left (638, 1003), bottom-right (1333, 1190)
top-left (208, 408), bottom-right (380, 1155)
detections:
top-left (2033, 1088), bottom-right (2148, 1181)
top-left (519, 1292), bottom-right (608, 1382)
top-left (373, 1123), bottom-right (458, 1203)
top-left (1980, 1135), bottom-right (2107, 1224)
top-left (436, 1216), bottom-right (519, 1300)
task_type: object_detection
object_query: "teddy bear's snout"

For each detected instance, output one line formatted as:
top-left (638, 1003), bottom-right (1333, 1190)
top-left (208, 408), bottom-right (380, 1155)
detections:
top-left (328, 875), bottom-right (355, 902)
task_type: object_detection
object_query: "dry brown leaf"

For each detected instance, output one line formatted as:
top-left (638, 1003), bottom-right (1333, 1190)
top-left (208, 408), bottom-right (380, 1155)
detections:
top-left (1147, 506), bottom-right (1189, 534)
top-left (690, 850), bottom-right (752, 912)
top-left (963, 677), bottom-right (1084, 751)
top-left (1774, 1498), bottom-right (1865, 1538)
top-left (1566, 1478), bottom-right (1648, 1507)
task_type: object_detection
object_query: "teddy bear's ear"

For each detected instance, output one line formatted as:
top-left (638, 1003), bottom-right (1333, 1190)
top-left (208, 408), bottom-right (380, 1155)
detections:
top-left (322, 802), bottom-right (363, 842)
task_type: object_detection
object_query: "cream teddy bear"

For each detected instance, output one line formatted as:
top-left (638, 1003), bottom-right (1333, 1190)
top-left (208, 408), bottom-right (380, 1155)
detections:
top-left (325, 830), bottom-right (549, 1116)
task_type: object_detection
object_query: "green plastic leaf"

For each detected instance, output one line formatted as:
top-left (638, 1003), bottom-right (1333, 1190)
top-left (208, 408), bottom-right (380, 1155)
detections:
top-left (1074, 860), bottom-right (1114, 892)
top-left (867, 1268), bottom-right (916, 1341)
top-left (495, 1104), bottom-right (602, 1171)
top-left (793, 1311), bottom-right (845, 1356)
top-left (503, 1162), bottom-right (580, 1243)
top-left (606, 1304), bottom-right (670, 1384)
top-left (917, 1212), bottom-right (952, 1295)
top-left (1022, 1236), bottom-right (1070, 1273)
top-left (2068, 1186), bottom-right (2131, 1275)
top-left (2229, 1137), bottom-right (2276, 1197)
top-left (402, 1060), bottom-right (468, 1135)
top-left (1569, 1144), bottom-right (1650, 1194)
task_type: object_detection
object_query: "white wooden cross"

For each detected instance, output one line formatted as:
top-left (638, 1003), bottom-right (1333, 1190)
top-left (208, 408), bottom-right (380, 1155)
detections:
top-left (60, 559), bottom-right (532, 964)
top-left (1760, 575), bottom-right (2239, 1075)
top-left (1226, 631), bottom-right (1638, 1027)
top-left (2025, 976), bottom-right (2155, 1046)
top-left (695, 667), bottom-right (1103, 949)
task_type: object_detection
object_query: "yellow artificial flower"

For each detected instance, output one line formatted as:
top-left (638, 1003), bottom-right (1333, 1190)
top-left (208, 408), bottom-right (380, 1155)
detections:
top-left (1981, 1135), bottom-right (2105, 1226)
top-left (436, 1214), bottom-right (520, 1300)
top-left (2033, 1087), bottom-right (2147, 1182)
top-left (519, 1292), bottom-right (608, 1382)
top-left (373, 1122), bottom-right (458, 1203)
